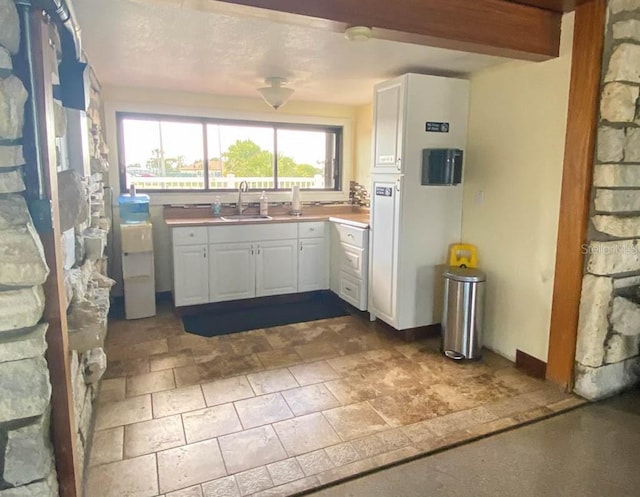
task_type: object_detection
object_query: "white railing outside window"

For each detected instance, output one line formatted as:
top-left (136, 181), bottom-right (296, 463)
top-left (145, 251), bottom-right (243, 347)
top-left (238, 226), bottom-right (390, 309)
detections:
top-left (127, 175), bottom-right (325, 191)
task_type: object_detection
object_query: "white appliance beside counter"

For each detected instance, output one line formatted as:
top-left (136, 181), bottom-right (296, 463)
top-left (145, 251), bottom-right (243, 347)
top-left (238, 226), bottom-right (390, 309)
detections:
top-left (121, 222), bottom-right (156, 319)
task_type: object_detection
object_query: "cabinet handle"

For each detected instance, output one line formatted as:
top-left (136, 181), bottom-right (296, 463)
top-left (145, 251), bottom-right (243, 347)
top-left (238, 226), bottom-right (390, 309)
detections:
top-left (309, 228), bottom-right (315, 232)
top-left (345, 286), bottom-right (352, 292)
top-left (251, 244), bottom-right (254, 255)
top-left (300, 244), bottom-right (303, 251)
top-left (189, 233), bottom-right (194, 237)
top-left (396, 157), bottom-right (402, 171)
top-left (395, 178), bottom-right (401, 192)
top-left (257, 245), bottom-right (261, 255)
top-left (203, 248), bottom-right (206, 258)
top-left (347, 233), bottom-right (354, 238)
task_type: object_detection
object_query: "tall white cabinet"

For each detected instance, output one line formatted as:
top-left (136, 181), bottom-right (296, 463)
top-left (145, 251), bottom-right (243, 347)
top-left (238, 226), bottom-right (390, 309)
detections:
top-left (368, 73), bottom-right (469, 331)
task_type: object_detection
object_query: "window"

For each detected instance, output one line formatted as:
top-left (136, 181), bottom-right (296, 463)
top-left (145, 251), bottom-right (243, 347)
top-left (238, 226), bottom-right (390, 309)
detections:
top-left (117, 112), bottom-right (342, 192)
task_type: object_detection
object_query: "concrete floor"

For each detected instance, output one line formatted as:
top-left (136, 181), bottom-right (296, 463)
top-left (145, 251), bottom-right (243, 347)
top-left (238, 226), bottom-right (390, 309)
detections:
top-left (309, 389), bottom-right (640, 497)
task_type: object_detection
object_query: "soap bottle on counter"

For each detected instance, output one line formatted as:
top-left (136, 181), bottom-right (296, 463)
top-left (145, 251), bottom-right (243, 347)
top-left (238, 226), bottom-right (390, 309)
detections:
top-left (260, 191), bottom-right (268, 216)
top-left (212, 196), bottom-right (222, 217)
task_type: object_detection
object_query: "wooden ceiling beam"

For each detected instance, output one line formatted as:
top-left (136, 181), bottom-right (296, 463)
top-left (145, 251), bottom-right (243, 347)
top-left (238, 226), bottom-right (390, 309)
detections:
top-left (212, 0), bottom-right (562, 61)
top-left (507, 1), bottom-right (593, 13)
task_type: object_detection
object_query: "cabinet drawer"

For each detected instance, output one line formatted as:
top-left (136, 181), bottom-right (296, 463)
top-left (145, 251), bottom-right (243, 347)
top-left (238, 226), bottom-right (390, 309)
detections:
top-left (298, 221), bottom-right (325, 239)
top-left (336, 223), bottom-right (367, 249)
top-left (340, 243), bottom-right (365, 278)
top-left (339, 271), bottom-right (365, 310)
top-left (172, 226), bottom-right (208, 246)
top-left (209, 223), bottom-right (297, 243)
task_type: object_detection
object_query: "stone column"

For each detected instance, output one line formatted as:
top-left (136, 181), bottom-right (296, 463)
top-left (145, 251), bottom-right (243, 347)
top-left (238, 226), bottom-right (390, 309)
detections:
top-left (574, 0), bottom-right (640, 400)
top-left (0, 0), bottom-right (58, 495)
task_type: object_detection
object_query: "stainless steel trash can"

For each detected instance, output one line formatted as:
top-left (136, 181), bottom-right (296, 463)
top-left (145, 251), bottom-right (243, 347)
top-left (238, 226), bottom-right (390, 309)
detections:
top-left (442, 267), bottom-right (486, 360)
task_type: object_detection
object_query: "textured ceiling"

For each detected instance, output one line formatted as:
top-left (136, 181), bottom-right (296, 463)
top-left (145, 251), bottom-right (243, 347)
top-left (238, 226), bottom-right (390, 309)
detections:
top-left (73, 0), bottom-right (510, 105)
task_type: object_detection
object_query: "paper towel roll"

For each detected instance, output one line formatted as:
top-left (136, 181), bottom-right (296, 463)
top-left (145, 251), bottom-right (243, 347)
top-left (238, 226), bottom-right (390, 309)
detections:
top-left (291, 185), bottom-right (301, 213)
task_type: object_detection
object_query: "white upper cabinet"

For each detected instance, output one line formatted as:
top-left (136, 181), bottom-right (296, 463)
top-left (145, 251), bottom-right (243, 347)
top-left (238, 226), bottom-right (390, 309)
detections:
top-left (373, 79), bottom-right (405, 174)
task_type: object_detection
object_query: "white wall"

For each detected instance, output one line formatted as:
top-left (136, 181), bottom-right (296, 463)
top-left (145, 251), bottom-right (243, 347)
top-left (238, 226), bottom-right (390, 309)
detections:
top-left (461, 13), bottom-right (574, 361)
top-left (103, 86), bottom-right (359, 295)
top-left (354, 103), bottom-right (373, 189)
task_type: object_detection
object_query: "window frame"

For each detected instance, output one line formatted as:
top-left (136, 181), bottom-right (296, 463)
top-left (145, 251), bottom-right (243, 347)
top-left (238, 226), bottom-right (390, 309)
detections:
top-left (116, 111), bottom-right (343, 194)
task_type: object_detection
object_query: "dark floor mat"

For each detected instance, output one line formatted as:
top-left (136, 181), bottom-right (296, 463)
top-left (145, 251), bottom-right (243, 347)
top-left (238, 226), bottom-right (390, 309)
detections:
top-left (182, 291), bottom-right (349, 337)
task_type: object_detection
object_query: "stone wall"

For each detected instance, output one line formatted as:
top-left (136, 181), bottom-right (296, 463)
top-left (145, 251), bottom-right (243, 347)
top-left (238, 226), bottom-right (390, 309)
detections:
top-left (0, 1), bottom-right (58, 495)
top-left (62, 67), bottom-right (113, 480)
top-left (1, 0), bottom-right (114, 492)
top-left (574, 0), bottom-right (640, 400)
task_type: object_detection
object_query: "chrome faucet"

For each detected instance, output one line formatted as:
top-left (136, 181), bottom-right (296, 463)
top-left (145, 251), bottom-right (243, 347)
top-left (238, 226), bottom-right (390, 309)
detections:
top-left (237, 181), bottom-right (249, 216)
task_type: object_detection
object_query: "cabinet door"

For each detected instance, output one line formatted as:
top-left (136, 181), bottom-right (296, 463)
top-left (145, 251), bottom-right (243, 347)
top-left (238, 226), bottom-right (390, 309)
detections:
top-left (209, 242), bottom-right (256, 302)
top-left (173, 244), bottom-right (208, 306)
top-left (369, 178), bottom-right (401, 325)
top-left (298, 238), bottom-right (328, 292)
top-left (373, 80), bottom-right (404, 174)
top-left (256, 240), bottom-right (298, 297)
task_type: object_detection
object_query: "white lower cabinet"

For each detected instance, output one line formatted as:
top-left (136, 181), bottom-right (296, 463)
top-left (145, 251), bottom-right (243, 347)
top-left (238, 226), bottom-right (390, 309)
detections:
top-left (209, 242), bottom-right (256, 302)
top-left (339, 271), bottom-right (363, 309)
top-left (330, 222), bottom-right (369, 311)
top-left (298, 221), bottom-right (329, 292)
top-left (172, 222), bottom-right (330, 306)
top-left (173, 244), bottom-right (209, 306)
top-left (256, 240), bottom-right (299, 296)
top-left (298, 238), bottom-right (329, 292)
top-left (210, 240), bottom-right (298, 301)
top-left (207, 224), bottom-right (300, 303)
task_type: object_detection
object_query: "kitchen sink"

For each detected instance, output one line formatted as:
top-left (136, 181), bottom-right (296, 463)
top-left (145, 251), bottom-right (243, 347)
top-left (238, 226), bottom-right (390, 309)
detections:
top-left (220, 214), bottom-right (273, 221)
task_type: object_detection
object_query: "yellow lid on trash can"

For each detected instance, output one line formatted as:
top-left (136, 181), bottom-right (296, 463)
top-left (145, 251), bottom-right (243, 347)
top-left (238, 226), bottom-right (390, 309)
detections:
top-left (448, 243), bottom-right (478, 268)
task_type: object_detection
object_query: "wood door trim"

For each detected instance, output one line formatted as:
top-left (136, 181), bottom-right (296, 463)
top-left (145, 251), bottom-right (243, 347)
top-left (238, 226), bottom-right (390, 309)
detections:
top-left (212, 0), bottom-right (561, 61)
top-left (31, 12), bottom-right (81, 497)
top-left (546, 0), bottom-right (606, 389)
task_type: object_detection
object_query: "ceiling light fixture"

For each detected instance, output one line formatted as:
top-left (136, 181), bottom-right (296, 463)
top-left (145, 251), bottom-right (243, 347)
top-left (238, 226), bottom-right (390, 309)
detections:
top-left (344, 26), bottom-right (373, 42)
top-left (257, 77), bottom-right (294, 110)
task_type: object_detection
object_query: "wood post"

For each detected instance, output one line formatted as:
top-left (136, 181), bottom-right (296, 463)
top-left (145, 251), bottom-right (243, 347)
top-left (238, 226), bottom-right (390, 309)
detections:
top-left (546, 0), bottom-right (607, 389)
top-left (29, 10), bottom-right (81, 497)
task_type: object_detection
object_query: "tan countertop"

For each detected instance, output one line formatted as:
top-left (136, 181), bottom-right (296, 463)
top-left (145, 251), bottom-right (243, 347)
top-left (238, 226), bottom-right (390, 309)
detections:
top-left (164, 205), bottom-right (370, 228)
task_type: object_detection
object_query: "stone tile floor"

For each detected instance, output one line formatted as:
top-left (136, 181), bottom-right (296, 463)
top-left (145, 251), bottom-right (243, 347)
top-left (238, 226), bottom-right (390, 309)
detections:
top-left (86, 304), bottom-right (585, 497)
